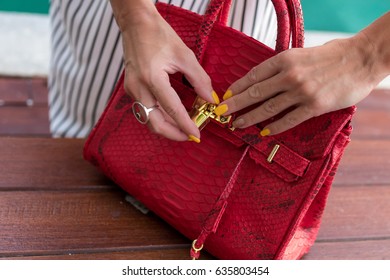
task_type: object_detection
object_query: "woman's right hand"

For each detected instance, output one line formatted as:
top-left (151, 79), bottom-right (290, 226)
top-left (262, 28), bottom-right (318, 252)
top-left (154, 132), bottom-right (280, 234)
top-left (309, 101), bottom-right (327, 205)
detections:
top-left (110, 0), bottom-right (217, 142)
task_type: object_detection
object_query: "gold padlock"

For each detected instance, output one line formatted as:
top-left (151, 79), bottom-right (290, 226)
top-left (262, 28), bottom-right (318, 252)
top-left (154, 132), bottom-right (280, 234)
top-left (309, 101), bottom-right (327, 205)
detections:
top-left (189, 96), bottom-right (234, 131)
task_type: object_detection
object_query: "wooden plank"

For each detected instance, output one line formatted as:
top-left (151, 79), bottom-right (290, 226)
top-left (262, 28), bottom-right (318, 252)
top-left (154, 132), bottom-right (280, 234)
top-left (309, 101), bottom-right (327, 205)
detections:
top-left (0, 138), bottom-right (109, 188)
top-left (0, 107), bottom-right (50, 136)
top-left (351, 89), bottom-right (390, 140)
top-left (351, 110), bottom-right (390, 140)
top-left (5, 239), bottom-right (390, 260)
top-left (0, 185), bottom-right (388, 257)
top-left (0, 76), bottom-right (47, 105)
top-left (0, 77), bottom-right (49, 136)
top-left (0, 248), bottom-right (215, 260)
top-left (0, 190), bottom-right (189, 257)
top-left (318, 185), bottom-right (390, 240)
top-left (304, 239), bottom-right (390, 260)
top-left (333, 140), bottom-right (390, 186)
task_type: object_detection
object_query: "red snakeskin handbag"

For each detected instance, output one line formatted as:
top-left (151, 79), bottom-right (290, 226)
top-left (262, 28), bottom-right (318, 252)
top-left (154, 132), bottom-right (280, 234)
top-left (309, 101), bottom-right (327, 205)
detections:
top-left (84, 0), bottom-right (355, 259)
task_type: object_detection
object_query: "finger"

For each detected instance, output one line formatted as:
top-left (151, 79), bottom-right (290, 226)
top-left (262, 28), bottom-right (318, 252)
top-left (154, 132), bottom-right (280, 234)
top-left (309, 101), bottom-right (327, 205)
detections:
top-left (155, 103), bottom-right (198, 136)
top-left (232, 91), bottom-right (299, 129)
top-left (155, 103), bottom-right (177, 126)
top-left (150, 72), bottom-right (200, 139)
top-left (227, 55), bottom-right (281, 98)
top-left (221, 74), bottom-right (285, 115)
top-left (125, 75), bottom-right (191, 141)
top-left (147, 108), bottom-right (189, 141)
top-left (177, 51), bottom-right (216, 104)
top-left (260, 105), bottom-right (315, 136)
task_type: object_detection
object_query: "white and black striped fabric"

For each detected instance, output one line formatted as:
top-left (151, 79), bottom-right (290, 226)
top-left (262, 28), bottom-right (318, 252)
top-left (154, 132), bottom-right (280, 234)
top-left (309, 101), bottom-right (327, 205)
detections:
top-left (49, 0), bottom-right (277, 138)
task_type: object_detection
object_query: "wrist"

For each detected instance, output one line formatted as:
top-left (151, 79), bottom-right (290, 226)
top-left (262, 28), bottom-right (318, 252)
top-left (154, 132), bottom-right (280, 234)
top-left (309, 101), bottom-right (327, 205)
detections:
top-left (346, 31), bottom-right (390, 85)
top-left (355, 12), bottom-right (390, 77)
top-left (110, 0), bottom-right (159, 32)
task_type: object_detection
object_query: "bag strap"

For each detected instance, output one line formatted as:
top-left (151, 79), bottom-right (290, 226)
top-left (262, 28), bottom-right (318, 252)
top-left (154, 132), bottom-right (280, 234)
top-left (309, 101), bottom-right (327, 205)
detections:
top-left (190, 145), bottom-right (250, 260)
top-left (195, 0), bottom-right (304, 62)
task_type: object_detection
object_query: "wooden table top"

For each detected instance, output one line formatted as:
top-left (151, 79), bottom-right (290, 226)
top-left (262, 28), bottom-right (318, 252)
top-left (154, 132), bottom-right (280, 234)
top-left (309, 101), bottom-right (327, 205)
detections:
top-left (0, 89), bottom-right (390, 260)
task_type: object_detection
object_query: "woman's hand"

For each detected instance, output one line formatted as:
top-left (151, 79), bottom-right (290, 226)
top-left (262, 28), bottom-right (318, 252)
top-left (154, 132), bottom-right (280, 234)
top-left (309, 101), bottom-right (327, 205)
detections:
top-left (217, 21), bottom-right (390, 136)
top-left (111, 0), bottom-right (216, 142)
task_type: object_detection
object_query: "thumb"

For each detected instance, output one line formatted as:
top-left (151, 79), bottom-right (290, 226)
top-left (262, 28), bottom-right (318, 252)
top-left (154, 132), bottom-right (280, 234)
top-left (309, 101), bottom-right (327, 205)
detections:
top-left (179, 52), bottom-right (218, 104)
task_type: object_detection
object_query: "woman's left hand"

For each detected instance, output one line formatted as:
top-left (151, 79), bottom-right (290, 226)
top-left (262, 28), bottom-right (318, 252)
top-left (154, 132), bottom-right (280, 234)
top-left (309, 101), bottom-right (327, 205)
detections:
top-left (217, 34), bottom-right (385, 136)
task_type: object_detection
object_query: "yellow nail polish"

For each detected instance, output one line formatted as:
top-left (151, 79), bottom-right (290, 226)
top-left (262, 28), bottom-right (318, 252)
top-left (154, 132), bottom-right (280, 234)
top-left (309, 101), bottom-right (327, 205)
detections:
top-left (260, 128), bottom-right (271, 137)
top-left (188, 135), bottom-right (201, 143)
top-left (212, 91), bottom-right (220, 105)
top-left (214, 104), bottom-right (228, 116)
top-left (223, 89), bottom-right (233, 101)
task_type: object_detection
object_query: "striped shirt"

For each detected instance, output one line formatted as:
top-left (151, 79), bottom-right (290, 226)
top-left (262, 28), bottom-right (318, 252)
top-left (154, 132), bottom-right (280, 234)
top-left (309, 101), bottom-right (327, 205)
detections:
top-left (48, 0), bottom-right (277, 138)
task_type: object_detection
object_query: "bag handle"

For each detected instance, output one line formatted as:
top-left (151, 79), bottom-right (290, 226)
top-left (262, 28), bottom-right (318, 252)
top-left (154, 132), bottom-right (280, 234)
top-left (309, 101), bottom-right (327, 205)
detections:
top-left (195, 0), bottom-right (304, 61)
top-left (285, 0), bottom-right (304, 48)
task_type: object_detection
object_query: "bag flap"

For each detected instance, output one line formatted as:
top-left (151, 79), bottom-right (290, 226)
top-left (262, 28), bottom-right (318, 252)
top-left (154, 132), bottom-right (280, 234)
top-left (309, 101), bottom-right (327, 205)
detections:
top-left (162, 3), bottom-right (355, 161)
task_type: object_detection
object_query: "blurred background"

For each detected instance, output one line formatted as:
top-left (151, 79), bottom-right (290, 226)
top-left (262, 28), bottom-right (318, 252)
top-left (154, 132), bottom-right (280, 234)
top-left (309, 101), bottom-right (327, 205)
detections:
top-left (0, 0), bottom-right (389, 82)
top-left (0, 0), bottom-right (389, 136)
top-left (1, 0), bottom-right (389, 32)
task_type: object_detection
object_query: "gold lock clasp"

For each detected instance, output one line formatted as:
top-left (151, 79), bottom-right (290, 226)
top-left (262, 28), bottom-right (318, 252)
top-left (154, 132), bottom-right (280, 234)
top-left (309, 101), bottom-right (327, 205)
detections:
top-left (189, 97), bottom-right (234, 131)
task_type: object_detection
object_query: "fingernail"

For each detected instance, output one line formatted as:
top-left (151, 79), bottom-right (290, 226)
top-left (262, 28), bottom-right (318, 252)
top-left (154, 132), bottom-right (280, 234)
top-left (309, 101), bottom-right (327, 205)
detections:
top-left (212, 90), bottom-right (220, 105)
top-left (223, 89), bottom-right (233, 101)
top-left (188, 135), bottom-right (201, 143)
top-left (260, 128), bottom-right (271, 137)
top-left (232, 118), bottom-right (245, 128)
top-left (214, 104), bottom-right (228, 116)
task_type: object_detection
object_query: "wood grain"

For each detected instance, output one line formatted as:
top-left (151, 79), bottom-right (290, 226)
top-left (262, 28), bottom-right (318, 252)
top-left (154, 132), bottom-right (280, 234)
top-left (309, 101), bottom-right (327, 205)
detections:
top-left (0, 185), bottom-right (388, 259)
top-left (318, 185), bottom-right (390, 240)
top-left (0, 190), bottom-right (189, 257)
top-left (0, 138), bottom-right (110, 189)
top-left (351, 89), bottom-right (390, 140)
top-left (0, 77), bottom-right (50, 136)
top-left (0, 107), bottom-right (50, 136)
top-left (333, 140), bottom-right (390, 186)
top-left (1, 248), bottom-right (215, 260)
top-left (5, 239), bottom-right (390, 260)
top-left (0, 77), bottom-right (48, 105)
top-left (304, 239), bottom-right (390, 260)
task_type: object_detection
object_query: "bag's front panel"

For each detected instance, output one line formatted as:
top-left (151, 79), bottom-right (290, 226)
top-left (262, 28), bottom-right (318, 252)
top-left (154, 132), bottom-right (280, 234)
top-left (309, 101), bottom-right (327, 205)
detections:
top-left (203, 150), bottom-right (333, 259)
top-left (86, 85), bottom-right (330, 260)
top-left (87, 90), bottom-right (323, 259)
top-left (89, 90), bottom-right (247, 239)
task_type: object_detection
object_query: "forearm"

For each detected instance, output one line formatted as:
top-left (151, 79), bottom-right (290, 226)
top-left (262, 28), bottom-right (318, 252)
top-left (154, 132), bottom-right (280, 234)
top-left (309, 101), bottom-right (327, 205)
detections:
top-left (109, 0), bottom-right (159, 32)
top-left (355, 12), bottom-right (390, 80)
